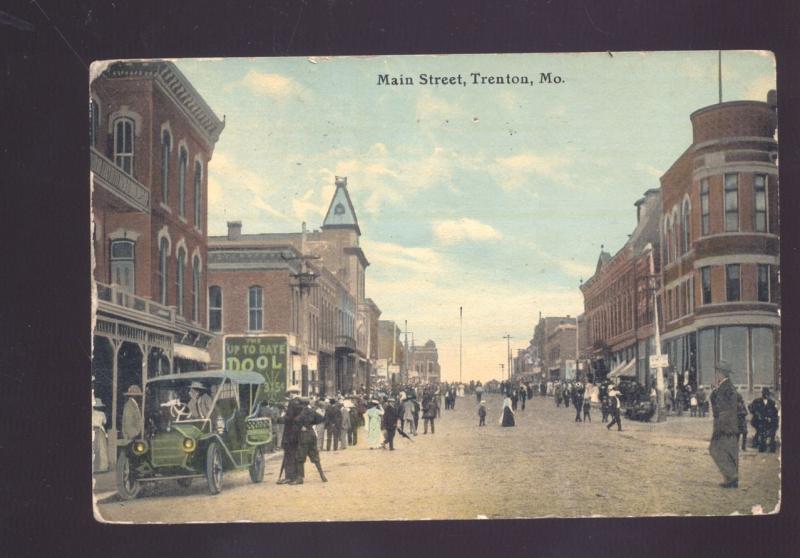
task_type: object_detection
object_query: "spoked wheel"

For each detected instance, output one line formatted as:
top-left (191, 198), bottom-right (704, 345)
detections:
top-left (116, 452), bottom-right (141, 500)
top-left (205, 442), bottom-right (224, 495)
top-left (176, 478), bottom-right (193, 489)
top-left (249, 446), bottom-right (265, 483)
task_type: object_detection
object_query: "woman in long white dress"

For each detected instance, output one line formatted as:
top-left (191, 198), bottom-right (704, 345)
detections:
top-left (365, 400), bottom-right (384, 449)
top-left (92, 398), bottom-right (109, 472)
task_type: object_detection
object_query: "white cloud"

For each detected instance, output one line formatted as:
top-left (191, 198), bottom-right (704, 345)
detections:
top-left (236, 70), bottom-right (310, 101)
top-left (361, 239), bottom-right (442, 274)
top-left (634, 162), bottom-right (664, 178)
top-left (490, 151), bottom-right (573, 189)
top-left (415, 91), bottom-right (464, 123)
top-left (432, 218), bottom-right (502, 245)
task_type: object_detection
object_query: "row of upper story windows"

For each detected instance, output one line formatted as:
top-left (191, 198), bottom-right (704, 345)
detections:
top-left (207, 285), bottom-right (355, 341)
top-left (663, 173), bottom-right (771, 266)
top-left (90, 100), bottom-right (204, 227)
top-left (109, 238), bottom-right (203, 323)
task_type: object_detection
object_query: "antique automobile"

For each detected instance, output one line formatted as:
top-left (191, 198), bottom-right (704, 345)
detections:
top-left (116, 370), bottom-right (273, 500)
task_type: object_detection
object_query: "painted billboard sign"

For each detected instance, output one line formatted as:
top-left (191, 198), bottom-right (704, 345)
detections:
top-left (225, 336), bottom-right (287, 403)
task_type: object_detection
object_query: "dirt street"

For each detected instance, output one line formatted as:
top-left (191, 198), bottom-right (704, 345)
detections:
top-left (95, 393), bottom-right (780, 523)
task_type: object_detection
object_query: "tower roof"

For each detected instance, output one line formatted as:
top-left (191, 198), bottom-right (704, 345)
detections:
top-left (322, 176), bottom-right (361, 236)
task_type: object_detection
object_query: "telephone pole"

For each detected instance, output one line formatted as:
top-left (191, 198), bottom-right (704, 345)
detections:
top-left (503, 334), bottom-right (512, 380)
top-left (459, 306), bottom-right (463, 384)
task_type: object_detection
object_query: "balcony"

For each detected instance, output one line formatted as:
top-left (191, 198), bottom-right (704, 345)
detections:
top-left (335, 335), bottom-right (357, 353)
top-left (91, 147), bottom-right (150, 213)
top-left (96, 282), bottom-right (175, 322)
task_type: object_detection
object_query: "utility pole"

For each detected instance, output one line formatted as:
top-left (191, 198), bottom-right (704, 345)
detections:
top-left (284, 222), bottom-right (319, 397)
top-left (718, 50), bottom-right (723, 104)
top-left (644, 243), bottom-right (667, 422)
top-left (503, 334), bottom-right (512, 380)
top-left (401, 321), bottom-right (413, 385)
top-left (459, 306), bottom-right (463, 385)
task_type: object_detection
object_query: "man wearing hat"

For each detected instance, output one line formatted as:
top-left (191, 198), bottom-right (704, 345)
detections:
top-left (292, 397), bottom-right (328, 484)
top-left (606, 386), bottom-right (622, 431)
top-left (748, 387), bottom-right (779, 453)
top-left (122, 385), bottom-right (143, 440)
top-left (709, 361), bottom-right (740, 488)
top-left (188, 381), bottom-right (213, 419)
top-left (277, 387), bottom-right (303, 484)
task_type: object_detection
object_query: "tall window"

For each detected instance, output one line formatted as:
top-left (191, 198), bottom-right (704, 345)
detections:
top-left (176, 247), bottom-right (186, 315)
top-left (194, 161), bottom-right (202, 227)
top-left (664, 219), bottom-right (671, 265)
top-left (192, 255), bottom-right (201, 322)
top-left (113, 118), bottom-right (134, 175)
top-left (682, 199), bottom-right (691, 253)
top-left (754, 174), bottom-right (768, 232)
top-left (724, 173), bottom-right (739, 232)
top-left (249, 286), bottom-right (263, 331)
top-left (109, 240), bottom-right (135, 292)
top-left (725, 264), bottom-right (740, 302)
top-left (701, 267), bottom-right (712, 304)
top-left (90, 100), bottom-right (99, 147)
top-left (158, 237), bottom-right (169, 305)
top-left (161, 131), bottom-right (171, 203)
top-left (700, 178), bottom-right (710, 235)
top-left (208, 286), bottom-right (222, 332)
top-left (757, 264), bottom-right (770, 302)
top-left (178, 147), bottom-right (188, 218)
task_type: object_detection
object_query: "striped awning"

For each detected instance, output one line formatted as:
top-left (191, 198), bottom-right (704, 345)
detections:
top-left (607, 359), bottom-right (636, 378)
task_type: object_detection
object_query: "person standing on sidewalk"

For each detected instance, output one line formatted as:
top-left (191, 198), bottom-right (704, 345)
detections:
top-left (324, 398), bottom-right (342, 451)
top-left (606, 388), bottom-right (622, 431)
top-left (709, 361), bottom-right (740, 488)
top-left (736, 393), bottom-right (748, 452)
top-left (92, 398), bottom-right (109, 472)
top-left (382, 398), bottom-right (399, 450)
top-left (366, 400), bottom-right (384, 449)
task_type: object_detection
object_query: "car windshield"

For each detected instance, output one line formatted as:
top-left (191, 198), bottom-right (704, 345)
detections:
top-left (144, 378), bottom-right (227, 430)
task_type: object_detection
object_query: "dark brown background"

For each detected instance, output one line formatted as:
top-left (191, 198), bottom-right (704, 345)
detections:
top-left (2, 1), bottom-right (798, 557)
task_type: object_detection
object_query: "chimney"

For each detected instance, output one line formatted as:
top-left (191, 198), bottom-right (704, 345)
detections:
top-left (227, 221), bottom-right (242, 240)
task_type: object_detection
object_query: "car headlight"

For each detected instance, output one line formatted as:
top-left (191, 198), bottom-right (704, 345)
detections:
top-left (132, 440), bottom-right (148, 455)
top-left (182, 437), bottom-right (196, 452)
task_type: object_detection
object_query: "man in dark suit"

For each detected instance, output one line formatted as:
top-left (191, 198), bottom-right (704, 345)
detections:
top-left (749, 388), bottom-right (779, 453)
top-left (381, 398), bottom-right (399, 450)
top-left (324, 398), bottom-right (342, 451)
top-left (606, 388), bottom-right (622, 431)
top-left (709, 361), bottom-right (740, 488)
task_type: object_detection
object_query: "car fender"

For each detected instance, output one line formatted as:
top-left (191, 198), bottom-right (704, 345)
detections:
top-left (195, 433), bottom-right (238, 469)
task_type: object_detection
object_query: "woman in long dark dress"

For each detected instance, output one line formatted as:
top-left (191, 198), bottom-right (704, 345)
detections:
top-left (500, 396), bottom-right (515, 427)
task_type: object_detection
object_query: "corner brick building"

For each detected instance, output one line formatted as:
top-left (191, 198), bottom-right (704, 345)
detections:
top-left (659, 97), bottom-right (779, 391)
top-left (90, 61), bottom-right (224, 461)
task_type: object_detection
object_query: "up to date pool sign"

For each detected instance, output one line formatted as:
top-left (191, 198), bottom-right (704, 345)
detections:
top-left (649, 355), bottom-right (669, 369)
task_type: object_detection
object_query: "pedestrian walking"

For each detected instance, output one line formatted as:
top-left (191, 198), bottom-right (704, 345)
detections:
top-left (475, 384), bottom-right (483, 403)
top-left (422, 396), bottom-right (436, 434)
top-left (478, 401), bottom-right (487, 426)
top-left (402, 396), bottom-right (416, 435)
top-left (92, 398), bottom-right (109, 472)
top-left (736, 393), bottom-right (748, 451)
top-left (709, 361), bottom-right (740, 488)
top-left (324, 398), bottom-right (342, 451)
top-left (582, 395), bottom-right (591, 422)
top-left (600, 396), bottom-right (609, 423)
top-left (519, 385), bottom-right (527, 411)
top-left (690, 394), bottom-right (699, 417)
top-left (555, 384), bottom-right (562, 408)
top-left (314, 399), bottom-right (326, 451)
top-left (606, 388), bottom-right (622, 431)
top-left (339, 399), bottom-right (351, 450)
top-left (382, 398), bottom-right (399, 450)
top-left (412, 396), bottom-right (421, 434)
top-left (366, 400), bottom-right (384, 449)
top-left (291, 399), bottom-right (328, 484)
top-left (500, 396), bottom-right (515, 427)
top-left (277, 389), bottom-right (303, 484)
top-left (697, 387), bottom-right (708, 417)
top-left (573, 385), bottom-right (583, 423)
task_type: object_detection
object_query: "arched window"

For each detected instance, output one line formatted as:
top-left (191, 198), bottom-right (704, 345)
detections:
top-left (664, 217), bottom-right (671, 265)
top-left (113, 118), bottom-right (135, 175)
top-left (192, 255), bottom-right (201, 322)
top-left (176, 247), bottom-right (186, 315)
top-left (194, 161), bottom-right (202, 227)
top-left (249, 286), bottom-right (263, 331)
top-left (178, 147), bottom-right (188, 218)
top-left (682, 199), bottom-right (691, 253)
top-left (158, 237), bottom-right (169, 305)
top-left (161, 131), bottom-right (171, 203)
top-left (109, 239), bottom-right (135, 292)
top-left (208, 286), bottom-right (222, 332)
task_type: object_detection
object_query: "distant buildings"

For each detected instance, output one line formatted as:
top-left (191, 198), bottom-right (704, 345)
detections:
top-left (409, 340), bottom-right (441, 384)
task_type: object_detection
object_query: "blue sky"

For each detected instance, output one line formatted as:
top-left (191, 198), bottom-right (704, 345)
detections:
top-left (175, 51), bottom-right (775, 382)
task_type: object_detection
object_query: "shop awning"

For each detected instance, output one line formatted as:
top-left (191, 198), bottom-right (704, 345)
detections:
top-left (607, 359), bottom-right (636, 379)
top-left (173, 343), bottom-right (211, 364)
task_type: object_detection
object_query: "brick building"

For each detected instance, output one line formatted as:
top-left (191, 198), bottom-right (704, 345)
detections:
top-left (207, 177), bottom-right (376, 397)
top-left (90, 61), bottom-right (224, 461)
top-left (531, 315), bottom-right (577, 381)
top-left (377, 320), bottom-right (405, 384)
top-left (658, 96), bottom-right (779, 392)
top-left (580, 188), bottom-right (662, 384)
top-left (409, 340), bottom-right (441, 384)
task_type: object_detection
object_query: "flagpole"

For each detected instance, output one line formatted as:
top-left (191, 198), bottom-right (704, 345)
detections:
top-left (459, 306), bottom-right (463, 384)
top-left (718, 50), bottom-right (722, 103)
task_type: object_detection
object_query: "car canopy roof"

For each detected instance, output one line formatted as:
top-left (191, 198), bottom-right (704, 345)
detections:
top-left (146, 370), bottom-right (265, 386)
